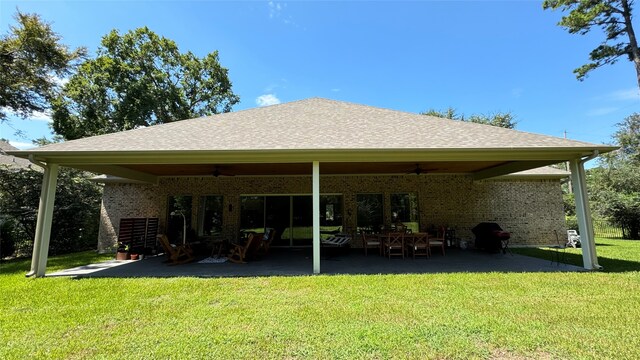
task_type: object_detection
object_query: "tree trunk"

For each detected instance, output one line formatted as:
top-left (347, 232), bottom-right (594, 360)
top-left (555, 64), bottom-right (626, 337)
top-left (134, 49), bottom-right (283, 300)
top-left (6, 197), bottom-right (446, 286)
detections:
top-left (621, 0), bottom-right (640, 90)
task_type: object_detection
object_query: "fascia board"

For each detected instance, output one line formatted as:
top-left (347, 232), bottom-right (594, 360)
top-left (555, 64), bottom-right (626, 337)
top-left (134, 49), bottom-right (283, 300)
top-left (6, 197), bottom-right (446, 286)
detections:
top-left (6, 146), bottom-right (619, 165)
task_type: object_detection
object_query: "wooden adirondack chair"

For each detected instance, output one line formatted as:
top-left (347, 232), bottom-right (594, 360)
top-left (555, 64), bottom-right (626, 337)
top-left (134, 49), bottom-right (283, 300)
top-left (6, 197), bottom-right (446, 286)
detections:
top-left (257, 229), bottom-right (276, 257)
top-left (228, 233), bottom-right (263, 263)
top-left (157, 234), bottom-right (194, 265)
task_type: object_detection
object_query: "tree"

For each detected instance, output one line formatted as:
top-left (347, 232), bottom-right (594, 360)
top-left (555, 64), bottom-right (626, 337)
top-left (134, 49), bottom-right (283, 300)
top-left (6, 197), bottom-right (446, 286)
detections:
top-left (0, 137), bottom-right (103, 256)
top-left (421, 107), bottom-right (517, 129)
top-left (614, 112), bottom-right (640, 162)
top-left (52, 27), bottom-right (240, 140)
top-left (588, 113), bottom-right (640, 239)
top-left (0, 11), bottom-right (86, 121)
top-left (543, 0), bottom-right (640, 89)
top-left (0, 166), bottom-right (102, 256)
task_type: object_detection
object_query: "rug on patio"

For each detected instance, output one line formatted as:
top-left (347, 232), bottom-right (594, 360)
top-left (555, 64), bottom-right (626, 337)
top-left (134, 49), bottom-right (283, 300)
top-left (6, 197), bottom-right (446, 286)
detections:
top-left (198, 256), bottom-right (228, 264)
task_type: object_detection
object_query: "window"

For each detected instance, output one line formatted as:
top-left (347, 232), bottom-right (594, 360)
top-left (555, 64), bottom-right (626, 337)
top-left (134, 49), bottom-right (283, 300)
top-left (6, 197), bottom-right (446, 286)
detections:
top-left (391, 193), bottom-right (419, 233)
top-left (167, 195), bottom-right (192, 243)
top-left (321, 195), bottom-right (343, 227)
top-left (198, 195), bottom-right (223, 237)
top-left (356, 194), bottom-right (384, 232)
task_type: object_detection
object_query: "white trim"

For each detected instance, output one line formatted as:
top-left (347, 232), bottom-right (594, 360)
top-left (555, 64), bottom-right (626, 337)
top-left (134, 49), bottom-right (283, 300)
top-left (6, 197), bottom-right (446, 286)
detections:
top-left (312, 161), bottom-right (320, 274)
top-left (33, 163), bottom-right (59, 277)
top-left (13, 147), bottom-right (616, 166)
top-left (570, 159), bottom-right (601, 270)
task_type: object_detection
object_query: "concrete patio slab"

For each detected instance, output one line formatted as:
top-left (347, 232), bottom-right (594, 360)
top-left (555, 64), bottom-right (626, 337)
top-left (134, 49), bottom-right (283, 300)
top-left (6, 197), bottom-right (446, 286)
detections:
top-left (48, 248), bottom-right (582, 278)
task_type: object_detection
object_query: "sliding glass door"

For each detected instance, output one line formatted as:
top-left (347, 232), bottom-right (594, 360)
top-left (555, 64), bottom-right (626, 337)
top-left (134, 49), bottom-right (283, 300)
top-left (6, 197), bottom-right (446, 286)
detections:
top-left (266, 196), bottom-right (290, 247)
top-left (239, 194), bottom-right (343, 247)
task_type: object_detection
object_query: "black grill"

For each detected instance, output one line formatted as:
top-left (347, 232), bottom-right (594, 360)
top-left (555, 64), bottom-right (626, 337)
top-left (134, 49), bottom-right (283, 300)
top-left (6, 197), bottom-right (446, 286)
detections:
top-left (471, 222), bottom-right (511, 253)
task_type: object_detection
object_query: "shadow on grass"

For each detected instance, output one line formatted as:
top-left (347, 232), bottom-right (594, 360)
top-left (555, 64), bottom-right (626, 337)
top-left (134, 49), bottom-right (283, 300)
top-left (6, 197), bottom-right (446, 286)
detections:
top-left (0, 258), bottom-right (30, 275)
top-left (512, 247), bottom-right (640, 273)
top-left (0, 251), bottom-right (112, 277)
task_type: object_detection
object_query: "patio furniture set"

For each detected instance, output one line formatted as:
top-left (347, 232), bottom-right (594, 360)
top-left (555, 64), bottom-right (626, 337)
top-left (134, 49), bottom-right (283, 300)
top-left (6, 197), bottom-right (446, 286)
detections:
top-left (361, 225), bottom-right (448, 259)
top-left (132, 221), bottom-right (519, 266)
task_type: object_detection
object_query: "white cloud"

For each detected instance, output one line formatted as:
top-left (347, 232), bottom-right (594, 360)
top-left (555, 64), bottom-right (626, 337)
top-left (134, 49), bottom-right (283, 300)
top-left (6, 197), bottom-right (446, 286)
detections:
top-left (604, 88), bottom-right (640, 101)
top-left (29, 111), bottom-right (53, 122)
top-left (610, 88), bottom-right (640, 101)
top-left (586, 107), bottom-right (618, 117)
top-left (9, 141), bottom-right (35, 150)
top-left (268, 1), bottom-right (282, 19)
top-left (256, 94), bottom-right (281, 107)
top-left (265, 79), bottom-right (288, 93)
top-left (0, 107), bottom-right (52, 122)
top-left (511, 87), bottom-right (524, 98)
top-left (268, 2), bottom-right (297, 26)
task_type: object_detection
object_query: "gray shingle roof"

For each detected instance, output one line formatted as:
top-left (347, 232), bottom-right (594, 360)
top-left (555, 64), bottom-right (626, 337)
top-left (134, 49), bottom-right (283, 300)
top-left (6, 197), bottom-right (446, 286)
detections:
top-left (503, 166), bottom-right (570, 178)
top-left (15, 98), bottom-right (609, 154)
top-left (0, 140), bottom-right (32, 169)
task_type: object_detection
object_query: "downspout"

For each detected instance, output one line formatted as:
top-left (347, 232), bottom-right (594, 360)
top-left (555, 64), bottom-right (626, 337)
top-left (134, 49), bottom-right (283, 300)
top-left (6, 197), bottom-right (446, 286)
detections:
top-left (580, 150), bottom-right (599, 165)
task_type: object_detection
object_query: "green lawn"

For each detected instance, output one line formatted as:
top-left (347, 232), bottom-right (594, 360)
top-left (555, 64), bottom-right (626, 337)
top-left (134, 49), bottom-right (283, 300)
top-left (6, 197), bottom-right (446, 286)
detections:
top-left (1, 241), bottom-right (639, 359)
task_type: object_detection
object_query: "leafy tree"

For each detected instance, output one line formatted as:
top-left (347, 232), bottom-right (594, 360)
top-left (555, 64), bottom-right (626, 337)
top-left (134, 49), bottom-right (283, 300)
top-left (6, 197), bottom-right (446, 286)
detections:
top-left (52, 27), bottom-right (240, 140)
top-left (422, 107), bottom-right (460, 120)
top-left (422, 107), bottom-right (517, 129)
top-left (543, 0), bottom-right (640, 88)
top-left (0, 11), bottom-right (85, 122)
top-left (614, 112), bottom-right (640, 162)
top-left (0, 166), bottom-right (102, 256)
top-left (588, 113), bottom-right (640, 239)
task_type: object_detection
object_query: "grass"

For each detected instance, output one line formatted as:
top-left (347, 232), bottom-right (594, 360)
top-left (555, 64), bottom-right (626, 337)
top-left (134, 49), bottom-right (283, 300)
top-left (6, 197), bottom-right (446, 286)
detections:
top-left (512, 238), bottom-right (640, 272)
top-left (1, 243), bottom-right (640, 359)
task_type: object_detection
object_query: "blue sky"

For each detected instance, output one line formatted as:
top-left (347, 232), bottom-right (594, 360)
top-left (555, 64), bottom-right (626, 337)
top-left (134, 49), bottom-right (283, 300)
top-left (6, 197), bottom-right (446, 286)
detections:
top-left (1, 0), bottom-right (639, 149)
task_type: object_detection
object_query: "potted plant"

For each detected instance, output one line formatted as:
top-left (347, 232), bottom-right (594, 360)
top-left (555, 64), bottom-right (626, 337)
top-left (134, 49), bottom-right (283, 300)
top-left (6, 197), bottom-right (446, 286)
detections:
top-left (116, 242), bottom-right (129, 260)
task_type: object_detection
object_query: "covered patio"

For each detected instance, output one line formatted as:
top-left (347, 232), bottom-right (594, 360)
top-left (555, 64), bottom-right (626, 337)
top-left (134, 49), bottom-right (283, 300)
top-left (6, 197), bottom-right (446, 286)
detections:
top-left (7, 98), bottom-right (616, 277)
top-left (49, 248), bottom-right (583, 278)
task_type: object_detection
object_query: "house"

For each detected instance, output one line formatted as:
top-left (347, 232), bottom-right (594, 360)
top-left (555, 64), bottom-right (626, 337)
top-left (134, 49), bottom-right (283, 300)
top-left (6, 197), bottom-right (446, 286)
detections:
top-left (0, 140), bottom-right (32, 170)
top-left (7, 98), bottom-right (616, 277)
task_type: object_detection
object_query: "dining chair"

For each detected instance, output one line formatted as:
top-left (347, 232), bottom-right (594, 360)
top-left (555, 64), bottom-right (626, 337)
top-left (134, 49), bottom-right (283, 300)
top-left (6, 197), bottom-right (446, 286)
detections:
top-left (361, 230), bottom-right (381, 256)
top-left (428, 226), bottom-right (446, 256)
top-left (409, 232), bottom-right (429, 259)
top-left (383, 232), bottom-right (405, 259)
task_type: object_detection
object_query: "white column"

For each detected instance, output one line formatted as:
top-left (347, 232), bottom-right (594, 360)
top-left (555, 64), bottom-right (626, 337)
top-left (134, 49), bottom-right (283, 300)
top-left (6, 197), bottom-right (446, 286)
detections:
top-left (569, 159), bottom-right (601, 270)
top-left (27, 165), bottom-right (52, 276)
top-left (312, 161), bottom-right (320, 274)
top-left (29, 164), bottom-right (59, 278)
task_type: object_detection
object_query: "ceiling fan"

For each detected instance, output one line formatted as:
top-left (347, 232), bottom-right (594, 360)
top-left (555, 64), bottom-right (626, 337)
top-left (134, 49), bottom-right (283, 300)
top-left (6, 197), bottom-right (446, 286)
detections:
top-left (405, 164), bottom-right (424, 175)
top-left (212, 165), bottom-right (234, 177)
top-left (406, 164), bottom-right (439, 175)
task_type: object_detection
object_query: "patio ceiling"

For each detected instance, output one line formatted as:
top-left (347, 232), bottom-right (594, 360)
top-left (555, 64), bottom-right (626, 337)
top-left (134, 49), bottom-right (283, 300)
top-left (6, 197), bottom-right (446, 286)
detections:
top-left (86, 160), bottom-right (544, 177)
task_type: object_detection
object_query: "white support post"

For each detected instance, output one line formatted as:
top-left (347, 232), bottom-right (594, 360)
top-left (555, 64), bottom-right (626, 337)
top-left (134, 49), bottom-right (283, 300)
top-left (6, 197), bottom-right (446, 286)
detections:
top-left (312, 161), bottom-right (321, 274)
top-left (569, 159), bottom-right (601, 270)
top-left (27, 165), bottom-right (52, 277)
top-left (28, 163), bottom-right (59, 278)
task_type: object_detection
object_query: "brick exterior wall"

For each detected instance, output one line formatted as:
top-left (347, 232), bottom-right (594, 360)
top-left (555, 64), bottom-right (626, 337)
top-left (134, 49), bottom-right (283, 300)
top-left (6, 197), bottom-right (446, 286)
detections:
top-left (97, 175), bottom-right (566, 252)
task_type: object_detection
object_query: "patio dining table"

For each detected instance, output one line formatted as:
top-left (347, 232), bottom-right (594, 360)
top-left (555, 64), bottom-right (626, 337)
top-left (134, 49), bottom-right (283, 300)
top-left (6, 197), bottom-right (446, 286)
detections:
top-left (377, 232), bottom-right (416, 258)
